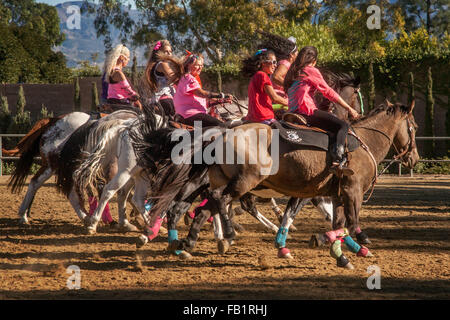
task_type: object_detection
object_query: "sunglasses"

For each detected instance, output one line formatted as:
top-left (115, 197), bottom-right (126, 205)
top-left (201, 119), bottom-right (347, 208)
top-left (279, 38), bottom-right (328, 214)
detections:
top-left (264, 60), bottom-right (277, 65)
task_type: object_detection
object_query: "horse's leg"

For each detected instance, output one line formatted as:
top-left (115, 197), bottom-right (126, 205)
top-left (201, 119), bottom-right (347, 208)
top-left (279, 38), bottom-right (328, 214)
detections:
top-left (169, 199), bottom-right (216, 253)
top-left (164, 200), bottom-right (194, 260)
top-left (17, 166), bottom-right (53, 224)
top-left (309, 197), bottom-right (355, 269)
top-left (270, 198), bottom-right (298, 232)
top-left (311, 196), bottom-right (334, 223)
top-left (116, 178), bottom-right (138, 232)
top-left (275, 198), bottom-right (310, 259)
top-left (86, 168), bottom-right (137, 234)
top-left (239, 193), bottom-right (279, 233)
top-left (68, 188), bottom-right (88, 223)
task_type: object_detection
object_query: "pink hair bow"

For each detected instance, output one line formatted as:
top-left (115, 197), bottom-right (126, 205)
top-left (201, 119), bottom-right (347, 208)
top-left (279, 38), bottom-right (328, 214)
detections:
top-left (153, 41), bottom-right (162, 51)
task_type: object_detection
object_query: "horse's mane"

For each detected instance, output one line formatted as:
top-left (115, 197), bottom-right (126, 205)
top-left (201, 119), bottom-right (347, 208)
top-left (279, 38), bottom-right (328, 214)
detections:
top-left (320, 68), bottom-right (359, 90)
top-left (351, 102), bottom-right (410, 126)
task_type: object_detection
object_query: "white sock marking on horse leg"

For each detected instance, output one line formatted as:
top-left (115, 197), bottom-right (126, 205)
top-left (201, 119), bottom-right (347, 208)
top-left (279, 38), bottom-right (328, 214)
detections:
top-left (256, 210), bottom-right (279, 232)
top-left (213, 214), bottom-right (224, 240)
top-left (316, 199), bottom-right (334, 222)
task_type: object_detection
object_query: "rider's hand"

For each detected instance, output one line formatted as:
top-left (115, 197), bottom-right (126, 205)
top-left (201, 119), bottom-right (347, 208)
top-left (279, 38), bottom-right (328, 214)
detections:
top-left (349, 109), bottom-right (360, 119)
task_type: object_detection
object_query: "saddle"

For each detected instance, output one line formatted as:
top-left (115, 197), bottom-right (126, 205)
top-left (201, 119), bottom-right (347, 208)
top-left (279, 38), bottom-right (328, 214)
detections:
top-left (271, 112), bottom-right (360, 152)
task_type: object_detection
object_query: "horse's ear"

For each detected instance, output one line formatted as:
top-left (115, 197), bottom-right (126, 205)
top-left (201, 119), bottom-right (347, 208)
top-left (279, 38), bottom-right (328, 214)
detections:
top-left (385, 99), bottom-right (394, 107)
top-left (354, 75), bottom-right (361, 87)
top-left (408, 99), bottom-right (415, 114)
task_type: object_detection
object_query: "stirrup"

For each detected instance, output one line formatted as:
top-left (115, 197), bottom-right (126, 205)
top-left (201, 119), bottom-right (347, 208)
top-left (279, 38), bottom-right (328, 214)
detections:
top-left (329, 161), bottom-right (354, 177)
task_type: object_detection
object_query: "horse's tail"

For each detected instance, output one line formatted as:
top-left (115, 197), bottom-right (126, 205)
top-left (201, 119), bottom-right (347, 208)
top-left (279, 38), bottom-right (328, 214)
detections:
top-left (73, 120), bottom-right (130, 200)
top-left (130, 105), bottom-right (213, 223)
top-left (7, 118), bottom-right (59, 193)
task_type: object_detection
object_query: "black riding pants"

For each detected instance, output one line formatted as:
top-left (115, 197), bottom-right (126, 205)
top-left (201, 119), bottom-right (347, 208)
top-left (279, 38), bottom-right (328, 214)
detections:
top-left (301, 109), bottom-right (349, 149)
top-left (182, 113), bottom-right (226, 128)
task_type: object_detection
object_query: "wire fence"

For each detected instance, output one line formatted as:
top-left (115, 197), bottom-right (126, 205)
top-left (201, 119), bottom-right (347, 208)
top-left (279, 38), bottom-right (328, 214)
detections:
top-left (1, 134), bottom-right (449, 176)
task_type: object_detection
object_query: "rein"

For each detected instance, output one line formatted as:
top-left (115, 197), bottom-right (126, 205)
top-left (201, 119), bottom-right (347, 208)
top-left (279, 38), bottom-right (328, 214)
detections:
top-left (350, 116), bottom-right (416, 202)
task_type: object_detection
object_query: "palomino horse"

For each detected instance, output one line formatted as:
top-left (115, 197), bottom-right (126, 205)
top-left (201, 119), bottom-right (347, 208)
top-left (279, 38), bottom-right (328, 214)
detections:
top-left (135, 101), bottom-right (419, 268)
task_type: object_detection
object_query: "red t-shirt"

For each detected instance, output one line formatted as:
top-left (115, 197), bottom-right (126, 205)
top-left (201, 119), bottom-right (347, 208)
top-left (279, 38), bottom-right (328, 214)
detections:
top-left (247, 71), bottom-right (274, 122)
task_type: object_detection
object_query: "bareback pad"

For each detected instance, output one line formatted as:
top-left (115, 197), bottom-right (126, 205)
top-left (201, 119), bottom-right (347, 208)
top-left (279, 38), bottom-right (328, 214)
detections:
top-left (271, 120), bottom-right (360, 152)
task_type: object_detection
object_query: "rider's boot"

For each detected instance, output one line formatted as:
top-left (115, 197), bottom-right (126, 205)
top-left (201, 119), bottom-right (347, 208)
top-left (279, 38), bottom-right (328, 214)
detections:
top-left (329, 145), bottom-right (354, 177)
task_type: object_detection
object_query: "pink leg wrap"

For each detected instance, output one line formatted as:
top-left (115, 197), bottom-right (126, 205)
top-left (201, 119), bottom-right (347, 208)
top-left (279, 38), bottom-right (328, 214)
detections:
top-left (355, 227), bottom-right (362, 234)
top-left (147, 216), bottom-right (164, 241)
top-left (357, 246), bottom-right (369, 257)
top-left (101, 203), bottom-right (113, 224)
top-left (88, 197), bottom-right (113, 224)
top-left (88, 197), bottom-right (97, 216)
top-left (325, 228), bottom-right (347, 243)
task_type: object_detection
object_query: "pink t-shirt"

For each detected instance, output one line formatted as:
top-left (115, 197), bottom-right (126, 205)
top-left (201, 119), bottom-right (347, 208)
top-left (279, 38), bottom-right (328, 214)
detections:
top-left (174, 74), bottom-right (207, 118)
top-left (107, 78), bottom-right (138, 101)
top-left (287, 66), bottom-right (340, 116)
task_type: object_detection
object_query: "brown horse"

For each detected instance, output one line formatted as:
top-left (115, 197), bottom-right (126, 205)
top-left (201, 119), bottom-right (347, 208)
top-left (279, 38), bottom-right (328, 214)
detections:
top-left (138, 100), bottom-right (419, 268)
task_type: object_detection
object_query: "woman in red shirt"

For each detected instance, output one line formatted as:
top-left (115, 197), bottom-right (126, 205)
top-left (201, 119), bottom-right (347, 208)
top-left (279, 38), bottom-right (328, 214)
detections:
top-left (242, 49), bottom-right (288, 125)
top-left (284, 46), bottom-right (359, 175)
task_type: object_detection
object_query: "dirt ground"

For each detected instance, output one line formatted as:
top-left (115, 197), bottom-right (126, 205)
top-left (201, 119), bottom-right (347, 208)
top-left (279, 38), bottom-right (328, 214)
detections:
top-left (0, 175), bottom-right (448, 300)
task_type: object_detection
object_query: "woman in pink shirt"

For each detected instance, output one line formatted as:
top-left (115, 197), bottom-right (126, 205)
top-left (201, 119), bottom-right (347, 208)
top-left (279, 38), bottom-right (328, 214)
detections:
top-left (284, 46), bottom-right (359, 175)
top-left (105, 44), bottom-right (142, 111)
top-left (173, 53), bottom-right (231, 127)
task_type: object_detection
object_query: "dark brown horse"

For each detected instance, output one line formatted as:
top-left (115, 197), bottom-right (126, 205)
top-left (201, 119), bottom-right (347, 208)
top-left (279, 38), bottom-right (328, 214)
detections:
top-left (136, 100), bottom-right (419, 268)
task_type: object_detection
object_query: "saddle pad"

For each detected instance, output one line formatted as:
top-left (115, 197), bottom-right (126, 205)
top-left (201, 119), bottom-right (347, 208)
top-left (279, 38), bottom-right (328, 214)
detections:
top-left (271, 121), bottom-right (360, 152)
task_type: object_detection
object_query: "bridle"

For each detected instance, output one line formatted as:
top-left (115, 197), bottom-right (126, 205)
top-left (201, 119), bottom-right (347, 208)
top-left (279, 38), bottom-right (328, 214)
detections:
top-left (350, 113), bottom-right (417, 202)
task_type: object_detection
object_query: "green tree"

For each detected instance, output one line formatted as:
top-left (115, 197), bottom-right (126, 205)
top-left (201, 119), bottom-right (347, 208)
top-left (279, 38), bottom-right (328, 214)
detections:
top-left (74, 77), bottom-right (81, 111)
top-left (39, 103), bottom-right (53, 119)
top-left (0, 1), bottom-right (70, 83)
top-left (424, 67), bottom-right (435, 157)
top-left (368, 62), bottom-right (376, 111)
top-left (131, 54), bottom-right (138, 88)
top-left (9, 85), bottom-right (31, 134)
top-left (0, 95), bottom-right (12, 133)
top-left (91, 82), bottom-right (99, 111)
top-left (408, 72), bottom-right (415, 106)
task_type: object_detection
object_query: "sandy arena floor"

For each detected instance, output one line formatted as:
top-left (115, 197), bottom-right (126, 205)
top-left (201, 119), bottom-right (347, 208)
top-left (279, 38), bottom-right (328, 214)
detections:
top-left (0, 175), bottom-right (448, 299)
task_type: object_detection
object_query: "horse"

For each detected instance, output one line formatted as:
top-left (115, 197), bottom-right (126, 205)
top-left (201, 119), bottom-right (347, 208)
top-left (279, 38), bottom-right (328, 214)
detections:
top-left (7, 112), bottom-right (90, 224)
top-left (134, 100), bottom-right (419, 268)
top-left (72, 104), bottom-right (166, 235)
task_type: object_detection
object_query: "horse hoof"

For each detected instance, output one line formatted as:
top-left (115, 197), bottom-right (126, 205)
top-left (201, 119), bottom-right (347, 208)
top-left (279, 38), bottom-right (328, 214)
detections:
top-left (344, 262), bottom-right (355, 270)
top-left (234, 207), bottom-right (245, 216)
top-left (86, 227), bottom-right (96, 235)
top-left (159, 225), bottom-right (168, 235)
top-left (179, 251), bottom-right (192, 260)
top-left (360, 238), bottom-right (372, 245)
top-left (136, 234), bottom-right (148, 249)
top-left (184, 213), bottom-right (193, 226)
top-left (19, 218), bottom-right (29, 225)
top-left (356, 232), bottom-right (372, 245)
top-left (218, 239), bottom-right (230, 254)
top-left (289, 225), bottom-right (297, 232)
top-left (119, 222), bottom-right (139, 233)
top-left (309, 234), bottom-right (325, 248)
top-left (365, 250), bottom-right (373, 257)
top-left (277, 248), bottom-right (293, 259)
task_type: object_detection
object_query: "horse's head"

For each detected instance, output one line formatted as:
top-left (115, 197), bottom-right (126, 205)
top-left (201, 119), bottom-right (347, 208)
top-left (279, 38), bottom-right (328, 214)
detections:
top-left (391, 100), bottom-right (420, 169)
top-left (318, 70), bottom-right (362, 121)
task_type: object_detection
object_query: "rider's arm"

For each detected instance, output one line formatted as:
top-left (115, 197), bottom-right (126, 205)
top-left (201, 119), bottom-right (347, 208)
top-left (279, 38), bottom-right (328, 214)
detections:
top-left (157, 61), bottom-right (175, 80)
top-left (113, 70), bottom-right (140, 101)
top-left (271, 64), bottom-right (289, 88)
top-left (264, 84), bottom-right (288, 106)
top-left (307, 67), bottom-right (358, 118)
top-left (193, 87), bottom-right (231, 100)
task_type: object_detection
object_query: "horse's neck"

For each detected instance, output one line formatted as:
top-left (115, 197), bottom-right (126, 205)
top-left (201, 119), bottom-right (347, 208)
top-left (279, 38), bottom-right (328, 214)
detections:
top-left (353, 113), bottom-right (398, 163)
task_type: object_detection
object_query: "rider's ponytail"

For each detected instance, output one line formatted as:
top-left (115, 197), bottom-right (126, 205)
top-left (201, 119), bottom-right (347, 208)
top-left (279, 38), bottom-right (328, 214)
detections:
top-left (284, 46), bottom-right (318, 93)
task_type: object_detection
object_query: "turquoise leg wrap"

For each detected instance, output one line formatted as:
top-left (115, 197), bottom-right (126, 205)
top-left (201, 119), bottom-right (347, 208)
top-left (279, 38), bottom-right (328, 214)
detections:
top-left (343, 236), bottom-right (361, 254)
top-left (275, 227), bottom-right (289, 248)
top-left (168, 230), bottom-right (182, 256)
top-left (144, 202), bottom-right (152, 213)
top-left (168, 229), bottom-right (178, 243)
